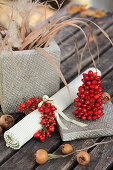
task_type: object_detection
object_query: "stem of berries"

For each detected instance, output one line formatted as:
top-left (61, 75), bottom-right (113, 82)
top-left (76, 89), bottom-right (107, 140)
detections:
top-left (18, 97), bottom-right (57, 142)
top-left (74, 71), bottom-right (104, 121)
top-left (34, 103), bottom-right (56, 142)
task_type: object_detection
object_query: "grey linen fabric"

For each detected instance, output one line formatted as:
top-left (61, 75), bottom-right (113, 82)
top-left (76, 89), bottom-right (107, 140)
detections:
top-left (59, 102), bottom-right (113, 141)
top-left (0, 40), bottom-right (60, 113)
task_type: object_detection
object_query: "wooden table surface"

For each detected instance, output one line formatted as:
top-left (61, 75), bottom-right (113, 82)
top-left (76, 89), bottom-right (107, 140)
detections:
top-left (0, 3), bottom-right (113, 170)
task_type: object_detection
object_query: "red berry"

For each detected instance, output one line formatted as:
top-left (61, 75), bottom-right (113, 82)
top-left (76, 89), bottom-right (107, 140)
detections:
top-left (98, 87), bottom-right (102, 92)
top-left (82, 116), bottom-right (86, 120)
top-left (51, 106), bottom-right (56, 111)
top-left (90, 89), bottom-right (94, 94)
top-left (81, 94), bottom-right (85, 99)
top-left (94, 91), bottom-right (100, 95)
top-left (77, 102), bottom-right (82, 107)
top-left (84, 112), bottom-right (88, 117)
top-left (84, 86), bottom-right (89, 90)
top-left (90, 98), bottom-right (95, 103)
top-left (90, 84), bottom-right (95, 89)
top-left (95, 103), bottom-right (100, 107)
top-left (75, 98), bottom-right (80, 102)
top-left (90, 76), bottom-right (94, 80)
top-left (88, 110), bottom-right (93, 115)
top-left (94, 95), bottom-right (99, 99)
top-left (95, 76), bottom-right (100, 81)
top-left (93, 107), bottom-right (98, 112)
top-left (93, 116), bottom-right (97, 120)
top-left (84, 75), bottom-right (89, 81)
top-left (93, 72), bottom-right (97, 76)
top-left (90, 103), bottom-right (95, 108)
top-left (20, 104), bottom-right (26, 108)
top-left (81, 108), bottom-right (87, 113)
top-left (83, 73), bottom-right (87, 77)
top-left (97, 98), bottom-right (102, 103)
top-left (88, 71), bottom-right (93, 76)
top-left (84, 90), bottom-right (89, 95)
top-left (80, 99), bottom-right (85, 103)
top-left (97, 115), bottom-right (100, 118)
top-left (92, 80), bottom-right (97, 85)
top-left (90, 94), bottom-right (94, 98)
top-left (78, 86), bottom-right (83, 91)
top-left (87, 105), bottom-right (91, 110)
top-left (82, 79), bottom-right (86, 83)
top-left (45, 108), bottom-right (50, 113)
top-left (47, 131), bottom-right (50, 137)
top-left (74, 110), bottom-right (79, 115)
top-left (87, 116), bottom-right (92, 120)
top-left (93, 111), bottom-right (98, 116)
top-left (34, 132), bottom-right (41, 138)
top-left (79, 88), bottom-right (85, 93)
top-left (78, 107), bottom-right (82, 111)
top-left (28, 99), bottom-right (33, 106)
top-left (49, 125), bottom-right (55, 132)
top-left (40, 135), bottom-right (45, 142)
top-left (98, 110), bottom-right (102, 114)
top-left (77, 92), bottom-right (81, 97)
top-left (38, 107), bottom-right (44, 112)
top-left (86, 81), bottom-right (91, 86)
top-left (85, 100), bottom-right (90, 105)
top-left (100, 113), bottom-right (104, 116)
top-left (95, 85), bottom-right (98, 90)
top-left (98, 81), bottom-right (101, 86)
top-left (85, 96), bottom-right (90, 100)
top-left (82, 104), bottom-right (87, 107)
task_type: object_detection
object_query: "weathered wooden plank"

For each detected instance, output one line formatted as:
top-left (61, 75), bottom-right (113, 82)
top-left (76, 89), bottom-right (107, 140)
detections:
top-left (36, 138), bottom-right (98, 170)
top-left (0, 130), bottom-right (61, 169)
top-left (74, 135), bottom-right (113, 169)
top-left (61, 25), bottom-right (113, 83)
top-left (59, 14), bottom-right (113, 62)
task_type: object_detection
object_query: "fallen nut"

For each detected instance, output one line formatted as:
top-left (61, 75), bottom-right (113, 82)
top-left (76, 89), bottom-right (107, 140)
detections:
top-left (0, 115), bottom-right (14, 130)
top-left (102, 92), bottom-right (111, 104)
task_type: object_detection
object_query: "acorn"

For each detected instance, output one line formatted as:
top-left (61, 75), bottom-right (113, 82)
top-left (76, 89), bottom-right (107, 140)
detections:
top-left (0, 126), bottom-right (2, 137)
top-left (0, 115), bottom-right (14, 130)
top-left (61, 144), bottom-right (73, 155)
top-left (102, 92), bottom-right (111, 104)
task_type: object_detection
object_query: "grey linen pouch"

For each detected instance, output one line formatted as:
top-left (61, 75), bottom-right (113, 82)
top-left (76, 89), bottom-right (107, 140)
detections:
top-left (0, 40), bottom-right (60, 113)
top-left (58, 102), bottom-right (113, 141)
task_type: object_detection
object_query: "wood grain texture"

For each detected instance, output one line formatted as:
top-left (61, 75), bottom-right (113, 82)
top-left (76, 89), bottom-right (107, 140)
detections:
top-left (61, 25), bottom-right (113, 82)
top-left (74, 136), bottom-right (113, 170)
top-left (58, 14), bottom-right (113, 62)
top-left (1, 129), bottom-right (61, 170)
top-left (36, 138), bottom-right (98, 170)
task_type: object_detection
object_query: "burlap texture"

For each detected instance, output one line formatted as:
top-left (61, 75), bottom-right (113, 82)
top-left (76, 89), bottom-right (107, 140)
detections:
top-left (59, 102), bottom-right (113, 141)
top-left (0, 40), bottom-right (60, 113)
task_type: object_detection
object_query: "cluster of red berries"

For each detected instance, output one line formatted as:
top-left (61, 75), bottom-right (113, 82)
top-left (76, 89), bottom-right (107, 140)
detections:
top-left (74, 71), bottom-right (104, 121)
top-left (18, 97), bottom-right (56, 142)
top-left (18, 97), bottom-right (41, 115)
top-left (34, 102), bottom-right (56, 142)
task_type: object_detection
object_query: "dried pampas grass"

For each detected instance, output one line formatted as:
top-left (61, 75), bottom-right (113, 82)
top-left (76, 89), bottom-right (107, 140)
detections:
top-left (0, 0), bottom-right (112, 89)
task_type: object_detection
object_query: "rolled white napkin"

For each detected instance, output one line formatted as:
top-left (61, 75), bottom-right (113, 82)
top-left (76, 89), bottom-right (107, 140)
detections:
top-left (4, 68), bottom-right (101, 149)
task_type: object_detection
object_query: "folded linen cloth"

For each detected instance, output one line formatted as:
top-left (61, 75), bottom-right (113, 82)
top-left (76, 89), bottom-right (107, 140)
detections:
top-left (4, 67), bottom-right (101, 149)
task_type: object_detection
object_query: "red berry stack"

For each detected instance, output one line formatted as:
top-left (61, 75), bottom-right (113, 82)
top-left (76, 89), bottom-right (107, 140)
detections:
top-left (74, 70), bottom-right (104, 121)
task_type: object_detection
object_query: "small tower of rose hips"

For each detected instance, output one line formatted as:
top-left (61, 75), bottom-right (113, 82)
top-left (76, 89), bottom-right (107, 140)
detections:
top-left (74, 70), bottom-right (104, 121)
